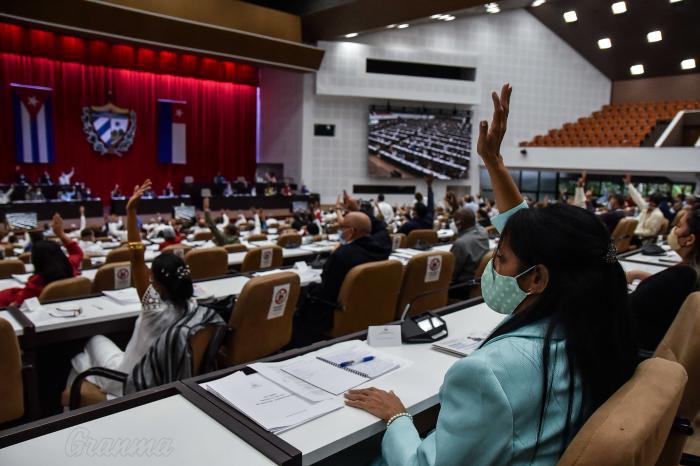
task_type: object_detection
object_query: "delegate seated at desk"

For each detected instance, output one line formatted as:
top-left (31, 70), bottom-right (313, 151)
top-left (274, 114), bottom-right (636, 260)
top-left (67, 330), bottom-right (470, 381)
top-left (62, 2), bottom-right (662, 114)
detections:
top-left (449, 207), bottom-right (490, 296)
top-left (398, 178), bottom-right (434, 235)
top-left (203, 197), bottom-right (240, 245)
top-left (293, 212), bottom-right (390, 345)
top-left (344, 85), bottom-right (637, 466)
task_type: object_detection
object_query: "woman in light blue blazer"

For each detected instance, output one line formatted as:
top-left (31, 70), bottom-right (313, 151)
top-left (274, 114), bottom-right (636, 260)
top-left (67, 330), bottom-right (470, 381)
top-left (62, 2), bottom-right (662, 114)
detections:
top-left (346, 85), bottom-right (638, 466)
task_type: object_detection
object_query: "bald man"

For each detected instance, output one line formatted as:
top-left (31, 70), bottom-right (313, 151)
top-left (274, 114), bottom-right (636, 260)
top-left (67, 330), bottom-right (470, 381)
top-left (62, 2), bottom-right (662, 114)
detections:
top-left (450, 208), bottom-right (490, 297)
top-left (292, 211), bottom-right (391, 346)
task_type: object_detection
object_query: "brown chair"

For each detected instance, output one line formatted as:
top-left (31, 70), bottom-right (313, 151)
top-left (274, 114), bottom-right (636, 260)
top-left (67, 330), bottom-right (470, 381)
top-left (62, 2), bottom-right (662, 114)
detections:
top-left (104, 246), bottom-right (131, 264)
top-left (246, 233), bottom-right (267, 242)
top-left (557, 358), bottom-right (686, 466)
top-left (62, 324), bottom-right (221, 409)
top-left (223, 243), bottom-right (247, 253)
top-left (38, 276), bottom-right (93, 303)
top-left (277, 233), bottom-right (302, 249)
top-left (611, 218), bottom-right (638, 254)
top-left (17, 252), bottom-right (31, 264)
top-left (405, 229), bottom-right (438, 248)
top-left (0, 259), bottom-right (26, 279)
top-left (0, 318), bottom-right (23, 424)
top-left (391, 233), bottom-right (406, 250)
top-left (193, 231), bottom-right (213, 241)
top-left (653, 292), bottom-right (700, 466)
top-left (240, 246), bottom-right (283, 272)
top-left (185, 247), bottom-right (228, 280)
top-left (469, 249), bottom-right (496, 299)
top-left (396, 251), bottom-right (455, 319)
top-left (160, 244), bottom-right (192, 258)
top-left (2, 244), bottom-right (15, 257)
top-left (91, 262), bottom-right (132, 293)
top-left (327, 260), bottom-right (403, 338)
top-left (218, 272), bottom-right (300, 367)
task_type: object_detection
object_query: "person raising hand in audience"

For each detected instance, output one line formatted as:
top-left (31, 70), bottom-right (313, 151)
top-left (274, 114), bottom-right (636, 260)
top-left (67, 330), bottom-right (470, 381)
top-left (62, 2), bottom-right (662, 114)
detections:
top-left (0, 213), bottom-right (84, 307)
top-left (203, 197), bottom-right (240, 246)
top-left (345, 84), bottom-right (637, 466)
top-left (69, 180), bottom-right (222, 397)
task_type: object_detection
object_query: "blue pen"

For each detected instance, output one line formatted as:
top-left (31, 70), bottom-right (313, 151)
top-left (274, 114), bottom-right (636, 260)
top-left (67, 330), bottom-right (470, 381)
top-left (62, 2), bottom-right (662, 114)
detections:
top-left (339, 356), bottom-right (375, 368)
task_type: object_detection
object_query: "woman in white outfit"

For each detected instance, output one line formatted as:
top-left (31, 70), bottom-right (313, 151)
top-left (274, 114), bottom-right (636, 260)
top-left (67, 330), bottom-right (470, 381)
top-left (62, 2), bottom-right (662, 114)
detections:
top-left (69, 180), bottom-right (197, 397)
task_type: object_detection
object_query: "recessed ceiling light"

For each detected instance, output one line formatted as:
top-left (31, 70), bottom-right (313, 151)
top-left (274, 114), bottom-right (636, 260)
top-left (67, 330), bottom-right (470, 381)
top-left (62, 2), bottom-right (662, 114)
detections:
top-left (532, 0), bottom-right (546, 7)
top-left (397, 24), bottom-right (409, 29)
top-left (611, 1), bottom-right (627, 14)
top-left (669, 0), bottom-right (682, 3)
top-left (485, 3), bottom-right (500, 13)
top-left (386, 24), bottom-right (396, 29)
top-left (681, 58), bottom-right (696, 70)
top-left (344, 32), bottom-right (358, 38)
top-left (598, 38), bottom-right (612, 49)
top-left (430, 14), bottom-right (442, 19)
top-left (630, 64), bottom-right (645, 75)
top-left (444, 15), bottom-right (456, 21)
top-left (563, 10), bottom-right (578, 22)
top-left (647, 30), bottom-right (662, 43)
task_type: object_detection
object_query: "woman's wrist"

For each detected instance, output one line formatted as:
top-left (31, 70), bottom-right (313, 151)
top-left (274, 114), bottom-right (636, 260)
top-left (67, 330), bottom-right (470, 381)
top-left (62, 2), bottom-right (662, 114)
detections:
top-left (386, 412), bottom-right (412, 427)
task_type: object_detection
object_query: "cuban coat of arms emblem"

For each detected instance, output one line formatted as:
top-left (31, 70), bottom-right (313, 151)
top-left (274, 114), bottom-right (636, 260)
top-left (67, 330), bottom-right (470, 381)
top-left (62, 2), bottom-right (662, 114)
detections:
top-left (81, 102), bottom-right (136, 155)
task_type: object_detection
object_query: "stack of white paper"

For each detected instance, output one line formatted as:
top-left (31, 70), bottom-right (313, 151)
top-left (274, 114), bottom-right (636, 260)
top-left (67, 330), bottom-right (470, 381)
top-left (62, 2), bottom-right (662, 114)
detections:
top-left (431, 331), bottom-right (489, 358)
top-left (102, 287), bottom-right (140, 305)
top-left (203, 372), bottom-right (343, 433)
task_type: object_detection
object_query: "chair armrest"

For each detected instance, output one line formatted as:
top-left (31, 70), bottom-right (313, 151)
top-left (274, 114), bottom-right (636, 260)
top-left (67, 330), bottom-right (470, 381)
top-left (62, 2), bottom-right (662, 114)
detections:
top-left (681, 453), bottom-right (700, 466)
top-left (69, 367), bottom-right (128, 410)
top-left (673, 417), bottom-right (695, 436)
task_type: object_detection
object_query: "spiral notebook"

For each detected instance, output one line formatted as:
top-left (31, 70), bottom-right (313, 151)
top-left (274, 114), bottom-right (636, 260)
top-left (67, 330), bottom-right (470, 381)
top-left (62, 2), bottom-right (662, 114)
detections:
top-left (281, 342), bottom-right (401, 395)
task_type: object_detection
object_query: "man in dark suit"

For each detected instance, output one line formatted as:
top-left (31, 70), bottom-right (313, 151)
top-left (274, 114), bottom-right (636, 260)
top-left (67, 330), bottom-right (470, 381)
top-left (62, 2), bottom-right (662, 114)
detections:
top-left (292, 212), bottom-right (391, 345)
top-left (399, 177), bottom-right (434, 235)
top-left (600, 193), bottom-right (626, 234)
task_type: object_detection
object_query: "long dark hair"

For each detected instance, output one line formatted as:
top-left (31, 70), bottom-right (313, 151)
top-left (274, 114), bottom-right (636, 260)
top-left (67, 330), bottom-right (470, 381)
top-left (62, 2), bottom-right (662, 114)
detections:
top-left (483, 203), bottom-right (637, 455)
top-left (31, 241), bottom-right (74, 284)
top-left (683, 206), bottom-right (700, 273)
top-left (151, 253), bottom-right (194, 311)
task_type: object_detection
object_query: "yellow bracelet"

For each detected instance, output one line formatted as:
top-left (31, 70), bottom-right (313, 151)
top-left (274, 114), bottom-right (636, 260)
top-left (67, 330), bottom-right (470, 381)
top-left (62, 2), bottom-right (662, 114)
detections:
top-left (386, 412), bottom-right (412, 427)
top-left (127, 241), bottom-right (144, 250)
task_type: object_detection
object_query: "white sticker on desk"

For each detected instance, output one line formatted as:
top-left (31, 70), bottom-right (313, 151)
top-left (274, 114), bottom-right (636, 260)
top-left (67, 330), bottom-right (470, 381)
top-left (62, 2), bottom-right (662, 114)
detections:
top-left (260, 248), bottom-right (273, 268)
top-left (267, 283), bottom-right (290, 320)
top-left (114, 265), bottom-right (131, 290)
top-left (425, 255), bottom-right (442, 283)
top-left (392, 235), bottom-right (402, 251)
top-left (22, 297), bottom-right (42, 313)
top-left (367, 325), bottom-right (402, 347)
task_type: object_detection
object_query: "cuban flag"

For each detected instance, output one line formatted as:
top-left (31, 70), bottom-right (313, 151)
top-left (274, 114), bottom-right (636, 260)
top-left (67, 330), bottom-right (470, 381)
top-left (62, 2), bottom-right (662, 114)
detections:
top-left (11, 83), bottom-right (55, 164)
top-left (157, 99), bottom-right (187, 165)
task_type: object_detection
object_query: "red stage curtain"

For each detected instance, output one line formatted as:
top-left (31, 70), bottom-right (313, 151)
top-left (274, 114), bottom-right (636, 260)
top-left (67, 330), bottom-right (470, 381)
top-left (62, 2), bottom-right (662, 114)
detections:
top-left (0, 55), bottom-right (258, 201)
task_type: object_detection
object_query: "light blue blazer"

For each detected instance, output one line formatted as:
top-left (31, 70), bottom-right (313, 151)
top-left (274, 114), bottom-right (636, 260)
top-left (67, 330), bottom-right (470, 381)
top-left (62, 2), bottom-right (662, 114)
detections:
top-left (374, 201), bottom-right (582, 466)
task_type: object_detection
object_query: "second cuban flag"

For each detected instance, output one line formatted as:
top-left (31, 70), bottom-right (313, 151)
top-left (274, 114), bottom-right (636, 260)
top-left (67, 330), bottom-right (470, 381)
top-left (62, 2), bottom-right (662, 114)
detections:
top-left (157, 99), bottom-right (187, 165)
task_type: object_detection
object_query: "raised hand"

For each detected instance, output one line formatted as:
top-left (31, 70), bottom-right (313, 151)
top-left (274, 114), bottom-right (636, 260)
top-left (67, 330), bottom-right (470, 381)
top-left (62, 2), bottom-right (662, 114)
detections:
top-left (477, 83), bottom-right (512, 166)
top-left (51, 213), bottom-right (64, 235)
top-left (623, 174), bottom-right (632, 185)
top-left (203, 197), bottom-right (210, 212)
top-left (127, 179), bottom-right (152, 212)
top-left (79, 205), bottom-right (85, 215)
top-left (426, 175), bottom-right (434, 187)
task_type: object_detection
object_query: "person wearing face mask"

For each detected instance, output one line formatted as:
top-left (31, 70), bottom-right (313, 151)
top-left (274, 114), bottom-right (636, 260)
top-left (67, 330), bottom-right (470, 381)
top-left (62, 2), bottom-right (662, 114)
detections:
top-left (599, 193), bottom-right (626, 234)
top-left (68, 180), bottom-right (224, 397)
top-left (449, 208), bottom-right (490, 298)
top-left (624, 174), bottom-right (665, 244)
top-left (292, 211), bottom-right (391, 346)
top-left (344, 84), bottom-right (637, 466)
top-left (625, 207), bottom-right (699, 350)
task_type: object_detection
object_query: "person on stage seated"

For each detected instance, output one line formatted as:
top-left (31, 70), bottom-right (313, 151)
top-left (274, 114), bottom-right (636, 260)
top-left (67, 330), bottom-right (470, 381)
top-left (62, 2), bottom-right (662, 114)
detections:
top-left (300, 184), bottom-right (310, 195)
top-left (449, 208), bottom-right (490, 298)
top-left (600, 193), bottom-right (626, 234)
top-left (139, 184), bottom-right (155, 199)
top-left (0, 213), bottom-right (84, 307)
top-left (39, 170), bottom-right (52, 185)
top-left (68, 179), bottom-right (223, 398)
top-left (222, 182), bottom-right (234, 197)
top-left (292, 212), bottom-right (391, 346)
top-left (58, 167), bottom-right (75, 186)
top-left (213, 171), bottom-right (227, 184)
top-left (265, 171), bottom-right (277, 183)
top-left (264, 183), bottom-right (277, 196)
top-left (398, 177), bottom-right (434, 235)
top-left (0, 184), bottom-right (14, 204)
top-left (162, 182), bottom-right (176, 197)
top-left (202, 197), bottom-right (240, 245)
top-left (111, 184), bottom-right (124, 199)
top-left (14, 166), bottom-right (28, 185)
top-left (281, 183), bottom-right (294, 197)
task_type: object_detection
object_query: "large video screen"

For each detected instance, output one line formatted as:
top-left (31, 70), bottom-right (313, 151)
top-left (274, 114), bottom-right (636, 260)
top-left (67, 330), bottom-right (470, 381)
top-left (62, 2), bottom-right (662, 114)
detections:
top-left (368, 106), bottom-right (472, 180)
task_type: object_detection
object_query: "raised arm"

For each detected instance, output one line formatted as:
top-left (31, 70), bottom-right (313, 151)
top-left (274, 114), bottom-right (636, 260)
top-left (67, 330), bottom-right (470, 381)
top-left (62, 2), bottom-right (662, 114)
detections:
top-left (203, 197), bottom-right (227, 246)
top-left (426, 176), bottom-right (434, 222)
top-left (79, 205), bottom-right (86, 230)
top-left (126, 180), bottom-right (152, 299)
top-left (477, 84), bottom-right (522, 213)
top-left (52, 213), bottom-right (83, 270)
top-left (574, 172), bottom-right (586, 209)
top-left (624, 174), bottom-right (648, 211)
